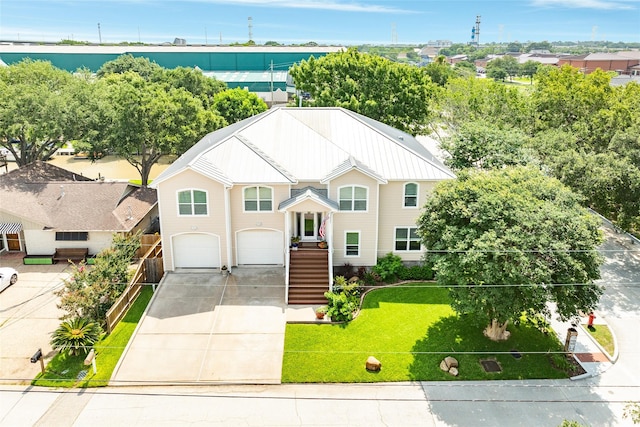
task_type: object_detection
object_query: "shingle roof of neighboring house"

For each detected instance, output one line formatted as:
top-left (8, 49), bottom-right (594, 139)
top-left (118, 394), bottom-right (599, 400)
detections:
top-left (153, 107), bottom-right (455, 187)
top-left (0, 160), bottom-right (93, 183)
top-left (0, 162), bottom-right (157, 231)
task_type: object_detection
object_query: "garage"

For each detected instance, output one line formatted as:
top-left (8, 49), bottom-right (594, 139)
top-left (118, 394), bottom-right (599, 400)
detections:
top-left (173, 233), bottom-right (220, 269)
top-left (237, 229), bottom-right (284, 265)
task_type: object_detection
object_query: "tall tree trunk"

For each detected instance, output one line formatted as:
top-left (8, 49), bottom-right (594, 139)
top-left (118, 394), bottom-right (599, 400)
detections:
top-left (484, 319), bottom-right (511, 341)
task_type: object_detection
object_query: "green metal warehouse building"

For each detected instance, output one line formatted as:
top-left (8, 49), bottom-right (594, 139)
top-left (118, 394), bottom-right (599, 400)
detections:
top-left (0, 44), bottom-right (343, 104)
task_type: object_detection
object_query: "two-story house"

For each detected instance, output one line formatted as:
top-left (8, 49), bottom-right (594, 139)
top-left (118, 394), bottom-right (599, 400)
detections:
top-left (152, 107), bottom-right (455, 303)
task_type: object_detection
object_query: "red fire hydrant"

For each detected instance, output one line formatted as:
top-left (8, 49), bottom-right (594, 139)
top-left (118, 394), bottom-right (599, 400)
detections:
top-left (588, 312), bottom-right (596, 328)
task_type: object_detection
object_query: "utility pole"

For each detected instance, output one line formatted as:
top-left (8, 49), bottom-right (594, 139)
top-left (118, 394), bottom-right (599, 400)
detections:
top-left (270, 60), bottom-right (274, 106)
top-left (97, 23), bottom-right (102, 44)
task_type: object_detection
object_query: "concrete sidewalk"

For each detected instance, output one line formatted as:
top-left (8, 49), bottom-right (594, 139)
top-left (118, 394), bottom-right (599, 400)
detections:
top-left (110, 268), bottom-right (287, 385)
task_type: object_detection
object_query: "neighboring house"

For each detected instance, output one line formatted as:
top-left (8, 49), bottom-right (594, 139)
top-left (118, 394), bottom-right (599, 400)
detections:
top-left (152, 107), bottom-right (455, 303)
top-left (558, 52), bottom-right (640, 75)
top-left (0, 161), bottom-right (158, 256)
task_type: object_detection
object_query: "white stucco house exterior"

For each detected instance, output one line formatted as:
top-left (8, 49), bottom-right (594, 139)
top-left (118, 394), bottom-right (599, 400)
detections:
top-left (152, 107), bottom-right (455, 302)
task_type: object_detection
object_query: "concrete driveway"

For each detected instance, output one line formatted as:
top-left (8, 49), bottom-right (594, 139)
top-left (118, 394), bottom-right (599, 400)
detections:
top-left (0, 253), bottom-right (69, 384)
top-left (111, 267), bottom-right (287, 385)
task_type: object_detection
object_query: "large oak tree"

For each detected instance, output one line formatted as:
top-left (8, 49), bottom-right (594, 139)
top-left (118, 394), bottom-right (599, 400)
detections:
top-left (0, 60), bottom-right (91, 166)
top-left (90, 72), bottom-right (225, 186)
top-left (417, 167), bottom-right (604, 341)
top-left (289, 48), bottom-right (437, 135)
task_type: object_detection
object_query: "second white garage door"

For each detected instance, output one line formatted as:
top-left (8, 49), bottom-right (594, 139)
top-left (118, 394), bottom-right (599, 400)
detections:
top-left (237, 230), bottom-right (284, 265)
top-left (173, 233), bottom-right (220, 268)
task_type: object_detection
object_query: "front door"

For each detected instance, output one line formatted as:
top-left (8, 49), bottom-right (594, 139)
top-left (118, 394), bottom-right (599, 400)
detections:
top-left (299, 212), bottom-right (322, 241)
top-left (6, 234), bottom-right (20, 251)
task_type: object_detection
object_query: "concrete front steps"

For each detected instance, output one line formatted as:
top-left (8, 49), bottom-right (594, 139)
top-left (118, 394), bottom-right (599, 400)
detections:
top-left (288, 247), bottom-right (329, 304)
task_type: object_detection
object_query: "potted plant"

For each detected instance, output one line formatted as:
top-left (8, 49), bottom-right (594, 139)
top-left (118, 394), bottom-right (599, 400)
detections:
top-left (315, 305), bottom-right (328, 320)
top-left (291, 236), bottom-right (300, 251)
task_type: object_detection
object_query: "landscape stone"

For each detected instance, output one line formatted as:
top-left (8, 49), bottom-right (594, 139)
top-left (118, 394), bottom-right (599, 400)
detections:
top-left (439, 360), bottom-right (449, 372)
top-left (444, 356), bottom-right (459, 369)
top-left (448, 367), bottom-right (459, 376)
top-left (366, 356), bottom-right (381, 371)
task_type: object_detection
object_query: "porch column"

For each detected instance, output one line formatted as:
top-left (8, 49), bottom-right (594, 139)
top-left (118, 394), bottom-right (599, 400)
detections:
top-left (224, 186), bottom-right (232, 270)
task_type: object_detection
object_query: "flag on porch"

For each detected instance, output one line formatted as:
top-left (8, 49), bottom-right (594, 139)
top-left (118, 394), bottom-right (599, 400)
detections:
top-left (319, 215), bottom-right (329, 240)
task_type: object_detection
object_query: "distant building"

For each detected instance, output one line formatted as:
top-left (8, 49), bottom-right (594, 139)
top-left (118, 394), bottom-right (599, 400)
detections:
top-left (426, 40), bottom-right (452, 48)
top-left (0, 44), bottom-right (344, 105)
top-left (558, 52), bottom-right (640, 75)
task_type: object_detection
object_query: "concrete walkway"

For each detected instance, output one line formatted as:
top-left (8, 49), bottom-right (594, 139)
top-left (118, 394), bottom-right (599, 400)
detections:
top-left (111, 268), bottom-right (287, 385)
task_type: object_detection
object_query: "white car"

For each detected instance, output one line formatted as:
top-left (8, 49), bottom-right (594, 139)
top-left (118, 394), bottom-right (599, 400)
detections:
top-left (0, 267), bottom-right (18, 292)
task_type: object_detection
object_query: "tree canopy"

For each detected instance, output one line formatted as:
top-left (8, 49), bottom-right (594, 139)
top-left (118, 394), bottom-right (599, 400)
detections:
top-left (0, 60), bottom-right (91, 166)
top-left (96, 53), bottom-right (162, 80)
top-left (90, 72), bottom-right (226, 185)
top-left (440, 121), bottom-right (532, 170)
top-left (212, 87), bottom-right (268, 124)
top-left (417, 167), bottom-right (604, 340)
top-left (289, 47), bottom-right (437, 135)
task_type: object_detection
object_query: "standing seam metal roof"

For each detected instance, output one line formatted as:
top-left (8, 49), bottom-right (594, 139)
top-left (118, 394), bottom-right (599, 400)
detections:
top-left (152, 107), bottom-right (455, 187)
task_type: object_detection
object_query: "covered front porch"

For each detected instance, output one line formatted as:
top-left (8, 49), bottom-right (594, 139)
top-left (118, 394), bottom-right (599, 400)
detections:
top-left (279, 187), bottom-right (338, 304)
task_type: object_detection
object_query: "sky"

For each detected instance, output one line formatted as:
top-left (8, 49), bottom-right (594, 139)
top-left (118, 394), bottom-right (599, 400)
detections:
top-left (1, 0), bottom-right (639, 46)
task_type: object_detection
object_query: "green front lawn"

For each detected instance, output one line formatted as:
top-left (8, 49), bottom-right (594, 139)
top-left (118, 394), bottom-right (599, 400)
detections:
top-left (283, 283), bottom-right (568, 382)
top-left (32, 286), bottom-right (154, 388)
top-left (584, 324), bottom-right (615, 356)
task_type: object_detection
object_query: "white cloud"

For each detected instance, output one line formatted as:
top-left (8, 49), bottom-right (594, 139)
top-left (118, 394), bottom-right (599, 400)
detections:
top-left (531, 0), bottom-right (636, 10)
top-left (190, 0), bottom-right (415, 13)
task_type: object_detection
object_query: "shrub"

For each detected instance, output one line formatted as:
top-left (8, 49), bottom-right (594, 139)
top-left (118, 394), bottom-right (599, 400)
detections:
top-left (332, 275), bottom-right (362, 298)
top-left (50, 317), bottom-right (103, 356)
top-left (372, 253), bottom-right (404, 282)
top-left (361, 271), bottom-right (379, 286)
top-left (55, 231), bottom-right (142, 327)
top-left (324, 291), bottom-right (358, 322)
top-left (324, 276), bottom-right (361, 322)
top-left (397, 263), bottom-right (434, 281)
top-left (338, 262), bottom-right (354, 278)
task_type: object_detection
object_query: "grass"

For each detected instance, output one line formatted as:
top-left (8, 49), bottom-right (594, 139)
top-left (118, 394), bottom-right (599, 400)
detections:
top-left (32, 286), bottom-right (154, 388)
top-left (282, 283), bottom-right (569, 383)
top-left (584, 324), bottom-right (615, 356)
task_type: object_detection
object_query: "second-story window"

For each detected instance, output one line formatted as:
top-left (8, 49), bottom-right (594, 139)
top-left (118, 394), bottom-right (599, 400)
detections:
top-left (244, 186), bottom-right (273, 212)
top-left (178, 189), bottom-right (208, 215)
top-left (404, 183), bottom-right (418, 207)
top-left (339, 186), bottom-right (367, 211)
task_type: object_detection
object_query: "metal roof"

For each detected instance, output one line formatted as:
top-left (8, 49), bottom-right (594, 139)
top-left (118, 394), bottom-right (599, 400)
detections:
top-left (153, 107), bottom-right (455, 187)
top-left (278, 186), bottom-right (339, 211)
top-left (203, 71), bottom-right (288, 83)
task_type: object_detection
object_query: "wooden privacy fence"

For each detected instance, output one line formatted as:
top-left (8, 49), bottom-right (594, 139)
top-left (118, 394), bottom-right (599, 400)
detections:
top-left (105, 236), bottom-right (163, 334)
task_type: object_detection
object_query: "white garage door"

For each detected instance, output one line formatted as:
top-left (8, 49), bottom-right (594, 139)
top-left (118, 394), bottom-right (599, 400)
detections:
top-left (237, 230), bottom-right (284, 265)
top-left (173, 233), bottom-right (220, 268)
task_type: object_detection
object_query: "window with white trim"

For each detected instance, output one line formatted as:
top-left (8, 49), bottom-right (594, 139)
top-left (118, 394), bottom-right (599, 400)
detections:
top-left (244, 186), bottom-right (273, 212)
top-left (178, 189), bottom-right (208, 215)
top-left (404, 183), bottom-right (418, 207)
top-left (339, 186), bottom-right (367, 211)
top-left (345, 231), bottom-right (360, 256)
top-left (395, 227), bottom-right (421, 251)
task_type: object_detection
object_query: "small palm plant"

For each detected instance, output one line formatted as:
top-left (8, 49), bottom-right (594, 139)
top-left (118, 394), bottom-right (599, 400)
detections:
top-left (50, 317), bottom-right (103, 356)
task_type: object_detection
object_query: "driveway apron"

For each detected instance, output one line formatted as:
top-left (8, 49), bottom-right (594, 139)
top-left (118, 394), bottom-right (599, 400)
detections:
top-left (111, 268), bottom-right (286, 385)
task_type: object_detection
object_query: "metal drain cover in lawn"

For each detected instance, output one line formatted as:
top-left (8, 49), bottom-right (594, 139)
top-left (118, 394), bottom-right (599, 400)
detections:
top-left (480, 359), bottom-right (502, 373)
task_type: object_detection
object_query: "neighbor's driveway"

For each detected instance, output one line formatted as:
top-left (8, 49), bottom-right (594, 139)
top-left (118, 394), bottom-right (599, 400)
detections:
top-left (111, 268), bottom-right (287, 385)
top-left (0, 254), bottom-right (69, 384)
